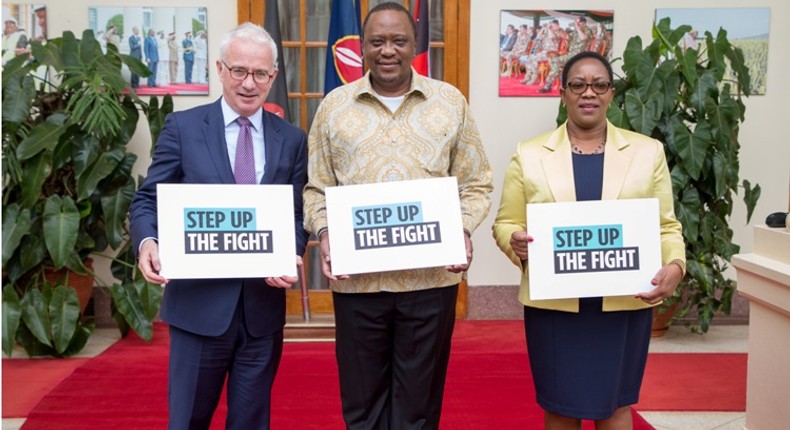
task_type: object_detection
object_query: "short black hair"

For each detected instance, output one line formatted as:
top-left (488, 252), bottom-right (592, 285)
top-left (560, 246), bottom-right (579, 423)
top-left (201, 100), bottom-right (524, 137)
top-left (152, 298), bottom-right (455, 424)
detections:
top-left (561, 51), bottom-right (613, 88)
top-left (362, 2), bottom-right (417, 40)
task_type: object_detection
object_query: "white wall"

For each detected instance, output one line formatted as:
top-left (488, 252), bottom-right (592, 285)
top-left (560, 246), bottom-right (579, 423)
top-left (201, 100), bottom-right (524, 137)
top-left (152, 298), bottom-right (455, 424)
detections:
top-left (468, 0), bottom-right (790, 287)
top-left (41, 0), bottom-right (789, 288)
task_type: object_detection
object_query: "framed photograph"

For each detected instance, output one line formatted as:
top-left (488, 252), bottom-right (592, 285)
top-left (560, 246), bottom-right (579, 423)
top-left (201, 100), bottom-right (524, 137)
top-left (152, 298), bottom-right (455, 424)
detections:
top-left (2, 3), bottom-right (47, 65)
top-left (499, 10), bottom-right (614, 97)
top-left (89, 6), bottom-right (209, 96)
top-left (655, 8), bottom-right (770, 95)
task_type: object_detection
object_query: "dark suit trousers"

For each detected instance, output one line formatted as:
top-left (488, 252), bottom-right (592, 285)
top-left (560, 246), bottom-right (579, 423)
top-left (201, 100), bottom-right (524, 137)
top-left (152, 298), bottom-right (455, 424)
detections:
top-left (333, 285), bottom-right (458, 430)
top-left (167, 292), bottom-right (284, 430)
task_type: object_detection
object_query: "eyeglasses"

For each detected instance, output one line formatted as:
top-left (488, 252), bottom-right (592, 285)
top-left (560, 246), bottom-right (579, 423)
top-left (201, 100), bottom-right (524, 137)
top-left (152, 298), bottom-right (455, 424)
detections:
top-left (221, 60), bottom-right (274, 84)
top-left (565, 81), bottom-right (612, 95)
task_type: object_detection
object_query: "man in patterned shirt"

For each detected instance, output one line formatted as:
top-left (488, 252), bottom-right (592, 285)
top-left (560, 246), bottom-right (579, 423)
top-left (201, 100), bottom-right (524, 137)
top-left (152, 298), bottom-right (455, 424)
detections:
top-left (303, 3), bottom-right (493, 429)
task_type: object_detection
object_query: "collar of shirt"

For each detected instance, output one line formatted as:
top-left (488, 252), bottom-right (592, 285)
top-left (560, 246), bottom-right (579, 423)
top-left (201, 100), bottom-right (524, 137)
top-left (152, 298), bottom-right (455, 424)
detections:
top-left (354, 68), bottom-right (430, 102)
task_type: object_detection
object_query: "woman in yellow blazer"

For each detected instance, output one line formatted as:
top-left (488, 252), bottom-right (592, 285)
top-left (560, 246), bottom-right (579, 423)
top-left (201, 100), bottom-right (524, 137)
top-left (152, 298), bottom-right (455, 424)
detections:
top-left (493, 51), bottom-right (685, 429)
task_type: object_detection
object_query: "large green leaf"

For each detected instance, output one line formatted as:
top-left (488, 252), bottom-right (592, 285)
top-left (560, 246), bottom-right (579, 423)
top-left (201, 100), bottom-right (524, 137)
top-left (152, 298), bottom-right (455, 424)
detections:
top-left (30, 40), bottom-right (63, 71)
top-left (72, 134), bottom-right (101, 178)
top-left (60, 320), bottom-right (94, 357)
top-left (1, 71), bottom-right (36, 123)
top-left (675, 122), bottom-right (711, 180)
top-left (675, 187), bottom-right (701, 241)
top-left (79, 30), bottom-right (102, 66)
top-left (2, 205), bottom-right (33, 266)
top-left (20, 288), bottom-right (53, 347)
top-left (110, 279), bottom-right (162, 342)
top-left (689, 71), bottom-right (717, 116)
top-left (2, 285), bottom-right (22, 357)
top-left (17, 233), bottom-right (47, 278)
top-left (676, 44), bottom-right (699, 88)
top-left (19, 150), bottom-right (53, 209)
top-left (724, 44), bottom-right (751, 95)
top-left (14, 323), bottom-right (56, 357)
top-left (77, 149), bottom-right (124, 200)
top-left (742, 180), bottom-right (761, 223)
top-left (101, 180), bottom-right (136, 249)
top-left (621, 36), bottom-right (649, 78)
top-left (606, 104), bottom-right (631, 130)
top-left (42, 195), bottom-right (80, 269)
top-left (15, 120), bottom-right (68, 161)
top-left (59, 31), bottom-right (80, 75)
top-left (48, 285), bottom-right (81, 354)
top-left (705, 30), bottom-right (728, 81)
top-left (624, 88), bottom-right (662, 136)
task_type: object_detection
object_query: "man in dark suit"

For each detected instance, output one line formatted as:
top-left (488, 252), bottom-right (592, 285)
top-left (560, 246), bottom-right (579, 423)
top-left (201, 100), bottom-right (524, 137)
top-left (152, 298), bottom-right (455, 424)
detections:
top-left (144, 28), bottom-right (159, 88)
top-left (128, 27), bottom-right (141, 88)
top-left (129, 22), bottom-right (308, 430)
top-left (182, 31), bottom-right (194, 84)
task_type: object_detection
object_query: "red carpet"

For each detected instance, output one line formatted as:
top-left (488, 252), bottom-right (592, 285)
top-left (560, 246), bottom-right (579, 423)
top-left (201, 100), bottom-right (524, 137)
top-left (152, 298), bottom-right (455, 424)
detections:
top-left (2, 358), bottom-right (89, 417)
top-left (4, 321), bottom-right (742, 429)
top-left (637, 353), bottom-right (746, 411)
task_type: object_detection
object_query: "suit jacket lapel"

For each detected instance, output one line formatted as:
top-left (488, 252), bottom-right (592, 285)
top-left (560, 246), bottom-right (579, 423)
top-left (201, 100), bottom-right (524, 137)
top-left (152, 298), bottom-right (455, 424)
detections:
top-left (601, 123), bottom-right (632, 200)
top-left (260, 111), bottom-right (283, 184)
top-left (204, 99), bottom-right (235, 184)
top-left (542, 125), bottom-right (577, 202)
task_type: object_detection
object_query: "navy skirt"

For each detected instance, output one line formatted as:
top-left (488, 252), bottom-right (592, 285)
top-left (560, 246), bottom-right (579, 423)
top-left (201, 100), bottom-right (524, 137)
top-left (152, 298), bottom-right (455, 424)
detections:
top-left (523, 297), bottom-right (652, 420)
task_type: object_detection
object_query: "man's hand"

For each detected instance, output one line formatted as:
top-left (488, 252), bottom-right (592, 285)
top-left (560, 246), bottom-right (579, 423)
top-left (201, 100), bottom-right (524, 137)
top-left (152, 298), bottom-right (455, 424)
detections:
top-left (138, 239), bottom-right (168, 285)
top-left (265, 255), bottom-right (304, 288)
top-left (318, 230), bottom-right (350, 281)
top-left (446, 232), bottom-right (474, 273)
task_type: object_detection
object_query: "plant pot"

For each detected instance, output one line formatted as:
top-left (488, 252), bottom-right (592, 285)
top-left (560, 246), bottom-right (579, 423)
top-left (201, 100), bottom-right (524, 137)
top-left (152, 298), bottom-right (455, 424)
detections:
top-left (651, 301), bottom-right (680, 338)
top-left (44, 258), bottom-right (94, 314)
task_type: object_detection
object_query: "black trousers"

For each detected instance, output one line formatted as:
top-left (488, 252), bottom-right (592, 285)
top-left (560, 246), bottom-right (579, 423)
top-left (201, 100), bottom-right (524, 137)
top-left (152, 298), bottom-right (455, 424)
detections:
top-left (333, 285), bottom-right (458, 430)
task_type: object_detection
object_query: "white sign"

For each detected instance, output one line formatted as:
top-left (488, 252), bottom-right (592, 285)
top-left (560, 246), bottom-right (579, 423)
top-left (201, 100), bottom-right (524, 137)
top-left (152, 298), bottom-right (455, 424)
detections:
top-left (527, 198), bottom-right (662, 300)
top-left (325, 177), bottom-right (467, 275)
top-left (156, 184), bottom-right (296, 279)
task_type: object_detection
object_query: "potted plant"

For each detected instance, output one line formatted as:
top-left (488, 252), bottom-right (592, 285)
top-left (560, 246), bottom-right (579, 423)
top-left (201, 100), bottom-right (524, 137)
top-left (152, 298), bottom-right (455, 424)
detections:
top-left (2, 30), bottom-right (170, 357)
top-left (557, 18), bottom-right (760, 334)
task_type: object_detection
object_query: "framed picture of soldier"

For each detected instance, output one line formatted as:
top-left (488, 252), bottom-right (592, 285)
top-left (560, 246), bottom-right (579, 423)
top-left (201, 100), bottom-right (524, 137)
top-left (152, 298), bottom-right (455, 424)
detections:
top-left (498, 10), bottom-right (614, 97)
top-left (89, 6), bottom-right (209, 96)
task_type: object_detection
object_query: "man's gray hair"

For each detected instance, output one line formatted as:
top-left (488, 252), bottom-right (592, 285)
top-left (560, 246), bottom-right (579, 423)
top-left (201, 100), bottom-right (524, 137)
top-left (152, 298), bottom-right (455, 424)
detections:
top-left (219, 22), bottom-right (279, 69)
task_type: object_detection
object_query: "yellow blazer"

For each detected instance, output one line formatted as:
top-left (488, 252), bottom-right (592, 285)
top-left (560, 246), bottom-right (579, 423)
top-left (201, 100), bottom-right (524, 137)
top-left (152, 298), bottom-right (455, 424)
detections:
top-left (492, 121), bottom-right (685, 312)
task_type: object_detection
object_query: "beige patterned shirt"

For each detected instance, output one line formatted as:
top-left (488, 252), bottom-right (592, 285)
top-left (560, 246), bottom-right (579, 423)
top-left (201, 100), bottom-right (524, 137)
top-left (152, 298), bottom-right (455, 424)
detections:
top-left (304, 70), bottom-right (493, 293)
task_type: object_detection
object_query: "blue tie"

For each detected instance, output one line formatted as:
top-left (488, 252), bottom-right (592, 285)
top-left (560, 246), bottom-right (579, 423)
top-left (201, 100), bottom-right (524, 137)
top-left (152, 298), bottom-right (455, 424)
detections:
top-left (234, 117), bottom-right (256, 184)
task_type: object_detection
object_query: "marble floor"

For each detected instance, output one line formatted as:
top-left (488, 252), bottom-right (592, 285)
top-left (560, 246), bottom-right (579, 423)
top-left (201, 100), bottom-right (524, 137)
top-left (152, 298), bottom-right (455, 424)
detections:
top-left (2, 324), bottom-right (749, 430)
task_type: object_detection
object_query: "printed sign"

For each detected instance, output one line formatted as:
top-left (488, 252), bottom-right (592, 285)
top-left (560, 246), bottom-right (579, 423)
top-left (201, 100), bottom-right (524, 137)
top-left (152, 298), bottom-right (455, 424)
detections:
top-left (527, 199), bottom-right (662, 300)
top-left (157, 184), bottom-right (296, 279)
top-left (325, 177), bottom-right (467, 275)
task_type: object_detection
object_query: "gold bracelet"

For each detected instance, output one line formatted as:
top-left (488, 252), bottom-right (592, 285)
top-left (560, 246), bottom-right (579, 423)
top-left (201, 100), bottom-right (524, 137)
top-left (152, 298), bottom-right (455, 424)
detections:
top-left (669, 259), bottom-right (686, 277)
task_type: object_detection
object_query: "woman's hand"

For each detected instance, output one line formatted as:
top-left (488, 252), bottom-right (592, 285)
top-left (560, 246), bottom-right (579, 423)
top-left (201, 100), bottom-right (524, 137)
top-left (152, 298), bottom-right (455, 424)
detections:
top-left (510, 230), bottom-right (533, 262)
top-left (636, 263), bottom-right (684, 305)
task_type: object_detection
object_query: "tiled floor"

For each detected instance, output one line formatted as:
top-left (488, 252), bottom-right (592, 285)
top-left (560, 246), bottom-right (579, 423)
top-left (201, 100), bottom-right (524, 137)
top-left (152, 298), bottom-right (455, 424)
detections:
top-left (2, 324), bottom-right (749, 430)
